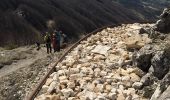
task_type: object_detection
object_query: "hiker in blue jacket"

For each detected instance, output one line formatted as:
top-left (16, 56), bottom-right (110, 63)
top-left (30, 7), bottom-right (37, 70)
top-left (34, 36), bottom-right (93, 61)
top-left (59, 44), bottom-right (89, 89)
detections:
top-left (54, 30), bottom-right (61, 52)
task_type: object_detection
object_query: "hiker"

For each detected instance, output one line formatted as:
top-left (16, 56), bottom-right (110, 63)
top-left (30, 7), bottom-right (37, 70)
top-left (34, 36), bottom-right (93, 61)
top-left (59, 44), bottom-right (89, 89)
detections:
top-left (54, 30), bottom-right (61, 52)
top-left (35, 42), bottom-right (41, 51)
top-left (52, 33), bottom-right (57, 52)
top-left (61, 32), bottom-right (68, 43)
top-left (61, 32), bottom-right (68, 48)
top-left (44, 32), bottom-right (52, 54)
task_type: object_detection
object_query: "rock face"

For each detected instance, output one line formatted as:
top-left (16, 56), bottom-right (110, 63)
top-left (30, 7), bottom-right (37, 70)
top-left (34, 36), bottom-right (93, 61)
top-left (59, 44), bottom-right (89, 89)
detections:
top-left (35, 23), bottom-right (165, 100)
top-left (135, 43), bottom-right (170, 79)
top-left (135, 45), bottom-right (153, 72)
top-left (155, 8), bottom-right (170, 32)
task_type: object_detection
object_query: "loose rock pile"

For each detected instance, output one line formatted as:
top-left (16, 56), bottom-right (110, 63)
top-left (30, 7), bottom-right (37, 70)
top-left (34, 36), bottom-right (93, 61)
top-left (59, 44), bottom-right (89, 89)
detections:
top-left (35, 23), bottom-right (155, 100)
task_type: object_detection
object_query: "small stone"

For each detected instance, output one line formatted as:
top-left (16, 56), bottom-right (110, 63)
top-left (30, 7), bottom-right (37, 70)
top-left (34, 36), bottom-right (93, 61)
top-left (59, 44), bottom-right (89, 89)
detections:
top-left (132, 82), bottom-right (143, 89)
top-left (129, 73), bottom-right (140, 82)
top-left (94, 55), bottom-right (106, 61)
top-left (60, 79), bottom-right (69, 85)
top-left (85, 91), bottom-right (97, 100)
top-left (51, 95), bottom-right (61, 100)
top-left (68, 97), bottom-right (76, 100)
top-left (61, 66), bottom-right (68, 70)
top-left (132, 68), bottom-right (145, 77)
top-left (132, 94), bottom-right (140, 100)
top-left (96, 95), bottom-right (106, 100)
top-left (117, 93), bottom-right (125, 100)
top-left (140, 73), bottom-right (151, 86)
top-left (59, 76), bottom-right (67, 81)
top-left (100, 71), bottom-right (107, 77)
top-left (55, 66), bottom-right (60, 71)
top-left (53, 73), bottom-right (59, 81)
top-left (69, 74), bottom-right (80, 81)
top-left (125, 95), bottom-right (132, 100)
top-left (69, 68), bottom-right (80, 74)
top-left (81, 63), bottom-right (91, 67)
top-left (42, 85), bottom-right (49, 92)
top-left (94, 84), bottom-right (104, 93)
top-left (105, 85), bottom-right (112, 92)
top-left (45, 78), bottom-right (53, 86)
top-left (87, 83), bottom-right (95, 91)
top-left (127, 88), bottom-right (136, 95)
top-left (91, 45), bottom-right (111, 56)
top-left (50, 72), bottom-right (57, 78)
top-left (108, 93), bottom-right (117, 100)
top-left (61, 88), bottom-right (74, 98)
top-left (111, 88), bottom-right (117, 93)
top-left (47, 81), bottom-right (58, 94)
top-left (60, 84), bottom-right (67, 89)
top-left (122, 76), bottom-right (131, 82)
top-left (67, 82), bottom-right (76, 89)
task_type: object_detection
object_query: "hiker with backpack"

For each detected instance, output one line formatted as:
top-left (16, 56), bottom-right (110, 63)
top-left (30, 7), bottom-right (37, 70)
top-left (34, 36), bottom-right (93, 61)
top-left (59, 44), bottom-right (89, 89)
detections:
top-left (44, 32), bottom-right (52, 54)
top-left (52, 33), bottom-right (57, 52)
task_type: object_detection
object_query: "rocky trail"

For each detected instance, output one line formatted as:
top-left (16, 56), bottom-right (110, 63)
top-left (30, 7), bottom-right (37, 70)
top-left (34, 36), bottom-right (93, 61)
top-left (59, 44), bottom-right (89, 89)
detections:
top-left (35, 23), bottom-right (161, 100)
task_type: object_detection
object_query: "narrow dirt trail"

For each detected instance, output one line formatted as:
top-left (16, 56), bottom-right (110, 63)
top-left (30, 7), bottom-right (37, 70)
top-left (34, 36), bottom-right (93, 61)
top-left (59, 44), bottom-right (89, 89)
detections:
top-left (0, 45), bottom-right (68, 100)
top-left (0, 46), bottom-right (48, 78)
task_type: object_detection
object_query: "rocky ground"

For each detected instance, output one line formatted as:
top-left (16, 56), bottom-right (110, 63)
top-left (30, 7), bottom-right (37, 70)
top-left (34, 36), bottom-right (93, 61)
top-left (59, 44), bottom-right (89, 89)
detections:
top-left (0, 45), bottom-right (67, 100)
top-left (35, 23), bottom-right (164, 100)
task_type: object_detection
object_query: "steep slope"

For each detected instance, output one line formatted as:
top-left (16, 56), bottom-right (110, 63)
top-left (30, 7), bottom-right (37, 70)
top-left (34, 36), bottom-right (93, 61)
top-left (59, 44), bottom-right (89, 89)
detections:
top-left (0, 0), bottom-right (147, 47)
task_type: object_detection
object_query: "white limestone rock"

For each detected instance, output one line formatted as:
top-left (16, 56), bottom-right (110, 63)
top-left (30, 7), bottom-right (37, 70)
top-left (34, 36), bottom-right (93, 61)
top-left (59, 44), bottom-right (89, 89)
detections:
top-left (47, 81), bottom-right (58, 94)
top-left (61, 88), bottom-right (74, 98)
top-left (91, 45), bottom-right (111, 56)
top-left (132, 82), bottom-right (143, 89)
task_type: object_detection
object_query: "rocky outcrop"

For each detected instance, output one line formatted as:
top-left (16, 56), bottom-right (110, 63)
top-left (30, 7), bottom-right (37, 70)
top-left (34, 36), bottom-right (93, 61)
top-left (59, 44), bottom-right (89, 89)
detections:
top-left (135, 42), bottom-right (170, 79)
top-left (155, 8), bottom-right (170, 33)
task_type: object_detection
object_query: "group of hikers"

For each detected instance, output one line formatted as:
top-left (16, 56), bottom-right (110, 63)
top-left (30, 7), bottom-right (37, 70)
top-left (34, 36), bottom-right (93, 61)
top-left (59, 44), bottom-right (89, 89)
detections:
top-left (44, 30), bottom-right (67, 54)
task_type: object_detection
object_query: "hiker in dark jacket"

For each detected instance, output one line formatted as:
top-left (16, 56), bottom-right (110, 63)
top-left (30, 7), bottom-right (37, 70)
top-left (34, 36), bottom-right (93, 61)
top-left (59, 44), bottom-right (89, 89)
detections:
top-left (44, 32), bottom-right (52, 54)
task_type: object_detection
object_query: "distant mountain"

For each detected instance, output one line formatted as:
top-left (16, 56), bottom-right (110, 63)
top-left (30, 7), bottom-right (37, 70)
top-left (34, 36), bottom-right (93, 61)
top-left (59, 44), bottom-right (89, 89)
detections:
top-left (113, 0), bottom-right (170, 19)
top-left (0, 0), bottom-right (169, 47)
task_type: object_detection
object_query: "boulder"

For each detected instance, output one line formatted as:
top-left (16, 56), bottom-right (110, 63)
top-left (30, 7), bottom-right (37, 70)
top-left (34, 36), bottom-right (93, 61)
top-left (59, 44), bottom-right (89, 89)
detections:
top-left (135, 45), bottom-right (153, 72)
top-left (151, 51), bottom-right (170, 79)
top-left (91, 45), bottom-right (111, 56)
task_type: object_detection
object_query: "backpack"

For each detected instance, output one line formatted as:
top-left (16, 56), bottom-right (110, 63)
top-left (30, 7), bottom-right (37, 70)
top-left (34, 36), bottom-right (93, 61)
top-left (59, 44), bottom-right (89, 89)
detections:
top-left (44, 35), bottom-right (51, 43)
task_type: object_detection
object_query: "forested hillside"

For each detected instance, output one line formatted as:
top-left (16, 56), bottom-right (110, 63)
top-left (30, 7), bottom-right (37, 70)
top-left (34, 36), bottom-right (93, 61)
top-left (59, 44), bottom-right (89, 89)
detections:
top-left (0, 0), bottom-right (169, 47)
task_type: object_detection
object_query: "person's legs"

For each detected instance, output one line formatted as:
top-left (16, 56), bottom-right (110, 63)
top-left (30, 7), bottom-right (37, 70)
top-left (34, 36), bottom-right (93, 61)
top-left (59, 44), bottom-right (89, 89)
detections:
top-left (46, 43), bottom-right (49, 54)
top-left (56, 40), bottom-right (60, 52)
top-left (49, 44), bottom-right (52, 53)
